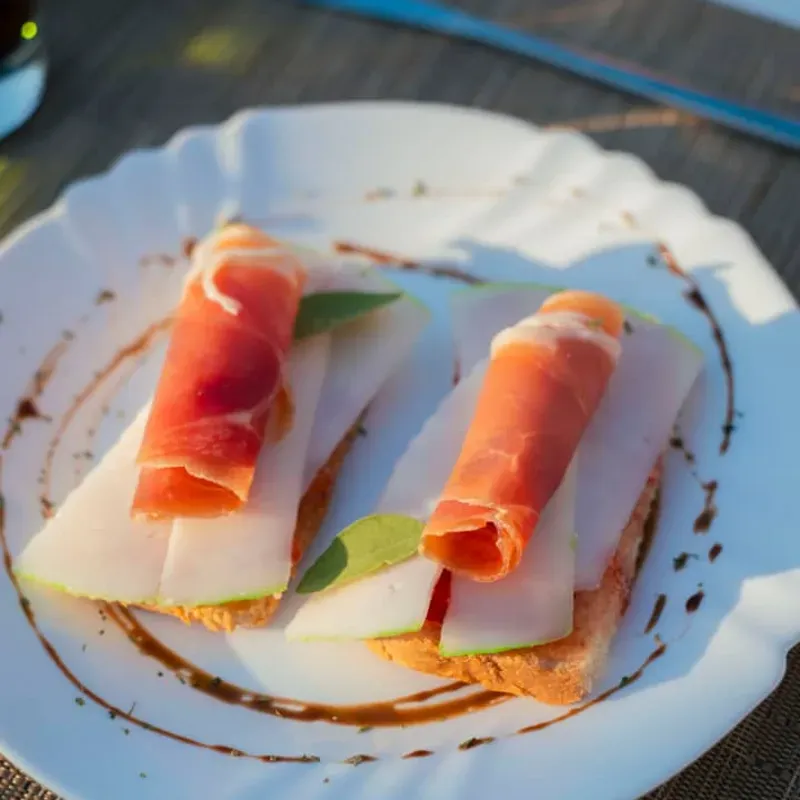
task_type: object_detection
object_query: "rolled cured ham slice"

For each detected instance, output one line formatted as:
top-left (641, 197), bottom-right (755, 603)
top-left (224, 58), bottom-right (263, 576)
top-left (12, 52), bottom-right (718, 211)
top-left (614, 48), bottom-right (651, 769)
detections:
top-left (157, 335), bottom-right (331, 606)
top-left (419, 290), bottom-right (623, 582)
top-left (450, 284), bottom-right (704, 589)
top-left (439, 457), bottom-right (578, 656)
top-left (131, 224), bottom-right (306, 520)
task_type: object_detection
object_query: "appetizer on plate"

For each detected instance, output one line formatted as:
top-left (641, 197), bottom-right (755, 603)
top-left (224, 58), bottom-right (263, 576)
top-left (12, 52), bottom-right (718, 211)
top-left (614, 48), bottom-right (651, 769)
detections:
top-left (14, 225), bottom-right (429, 632)
top-left (287, 286), bottom-right (703, 705)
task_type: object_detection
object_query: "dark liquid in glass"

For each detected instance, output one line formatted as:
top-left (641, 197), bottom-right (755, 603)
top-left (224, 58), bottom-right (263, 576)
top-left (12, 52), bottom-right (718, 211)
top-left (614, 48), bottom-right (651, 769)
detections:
top-left (0, 0), bottom-right (46, 140)
top-left (0, 0), bottom-right (34, 60)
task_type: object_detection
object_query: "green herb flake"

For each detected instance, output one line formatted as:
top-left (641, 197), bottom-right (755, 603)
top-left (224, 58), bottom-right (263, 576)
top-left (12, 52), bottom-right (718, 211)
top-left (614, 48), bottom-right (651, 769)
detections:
top-left (294, 291), bottom-right (403, 341)
top-left (297, 514), bottom-right (424, 594)
top-left (343, 754), bottom-right (377, 766)
top-left (412, 180), bottom-right (428, 197)
top-left (74, 697), bottom-right (85, 707)
top-left (458, 736), bottom-right (494, 750)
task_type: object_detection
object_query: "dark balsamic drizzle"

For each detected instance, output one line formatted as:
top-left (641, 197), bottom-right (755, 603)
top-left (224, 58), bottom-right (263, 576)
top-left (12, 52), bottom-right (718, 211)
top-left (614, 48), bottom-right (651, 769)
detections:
top-left (669, 424), bottom-right (719, 536)
top-left (685, 590), bottom-right (705, 613)
top-left (107, 603), bottom-right (509, 728)
top-left (333, 242), bottom-right (484, 286)
top-left (402, 750), bottom-right (434, 760)
top-left (452, 356), bottom-right (461, 386)
top-left (708, 543), bottom-right (723, 562)
top-left (693, 481), bottom-right (718, 534)
top-left (644, 594), bottom-right (667, 634)
top-left (182, 237), bottom-right (198, 260)
top-left (3, 340), bottom-right (68, 449)
top-left (669, 433), bottom-right (696, 465)
top-left (39, 495), bottom-right (54, 519)
top-left (16, 398), bottom-right (48, 422)
top-left (657, 244), bottom-right (736, 455)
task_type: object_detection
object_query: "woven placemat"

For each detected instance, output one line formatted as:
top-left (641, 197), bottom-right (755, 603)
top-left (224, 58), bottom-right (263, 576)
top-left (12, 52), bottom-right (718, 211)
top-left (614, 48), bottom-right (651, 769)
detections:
top-left (2, 0), bottom-right (799, 797)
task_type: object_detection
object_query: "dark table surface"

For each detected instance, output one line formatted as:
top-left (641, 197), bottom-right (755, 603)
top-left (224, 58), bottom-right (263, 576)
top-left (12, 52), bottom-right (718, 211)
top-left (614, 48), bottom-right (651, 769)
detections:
top-left (2, 0), bottom-right (800, 797)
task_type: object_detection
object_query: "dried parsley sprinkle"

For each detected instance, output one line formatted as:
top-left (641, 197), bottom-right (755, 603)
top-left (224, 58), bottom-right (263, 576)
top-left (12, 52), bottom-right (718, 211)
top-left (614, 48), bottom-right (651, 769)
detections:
top-left (343, 754), bottom-right (377, 766)
top-left (673, 552), bottom-right (697, 571)
top-left (357, 726), bottom-right (373, 734)
top-left (139, 772), bottom-right (147, 779)
top-left (108, 711), bottom-right (117, 720)
top-left (209, 676), bottom-right (222, 688)
top-left (458, 736), bottom-right (494, 750)
top-left (123, 728), bottom-right (130, 735)
top-left (75, 697), bottom-right (85, 706)
top-left (412, 180), bottom-right (428, 197)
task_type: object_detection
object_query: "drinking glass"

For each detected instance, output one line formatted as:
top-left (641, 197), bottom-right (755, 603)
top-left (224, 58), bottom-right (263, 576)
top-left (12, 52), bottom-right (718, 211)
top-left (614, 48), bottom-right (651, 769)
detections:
top-left (0, 0), bottom-right (46, 141)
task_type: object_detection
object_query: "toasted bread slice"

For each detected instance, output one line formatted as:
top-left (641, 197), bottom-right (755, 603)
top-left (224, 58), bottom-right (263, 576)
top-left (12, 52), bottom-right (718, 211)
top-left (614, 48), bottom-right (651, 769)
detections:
top-left (134, 425), bottom-right (359, 633)
top-left (366, 463), bottom-right (662, 705)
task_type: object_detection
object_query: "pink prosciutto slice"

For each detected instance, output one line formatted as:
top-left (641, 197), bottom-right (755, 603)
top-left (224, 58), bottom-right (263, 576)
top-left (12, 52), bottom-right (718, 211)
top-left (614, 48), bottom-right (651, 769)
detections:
top-left (131, 224), bottom-right (305, 520)
top-left (419, 290), bottom-right (624, 582)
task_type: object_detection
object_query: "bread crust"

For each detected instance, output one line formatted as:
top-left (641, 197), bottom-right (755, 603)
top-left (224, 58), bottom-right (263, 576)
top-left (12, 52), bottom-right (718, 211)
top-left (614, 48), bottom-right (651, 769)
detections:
top-left (366, 464), bottom-right (663, 705)
top-left (133, 425), bottom-right (359, 632)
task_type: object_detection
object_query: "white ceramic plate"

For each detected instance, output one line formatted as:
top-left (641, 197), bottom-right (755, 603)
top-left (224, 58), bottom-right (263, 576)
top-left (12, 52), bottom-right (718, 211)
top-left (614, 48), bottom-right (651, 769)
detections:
top-left (1, 102), bottom-right (799, 800)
